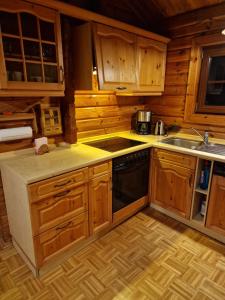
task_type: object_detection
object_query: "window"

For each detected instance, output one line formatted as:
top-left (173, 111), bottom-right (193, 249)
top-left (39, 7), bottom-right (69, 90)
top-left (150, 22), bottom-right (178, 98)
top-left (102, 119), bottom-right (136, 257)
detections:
top-left (196, 45), bottom-right (225, 114)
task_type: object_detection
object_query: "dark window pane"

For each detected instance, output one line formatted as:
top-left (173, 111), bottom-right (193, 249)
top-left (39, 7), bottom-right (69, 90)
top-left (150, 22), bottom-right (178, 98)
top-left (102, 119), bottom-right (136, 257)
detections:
top-left (3, 37), bottom-right (22, 59)
top-left (5, 61), bottom-right (24, 81)
top-left (21, 13), bottom-right (38, 38)
top-left (40, 20), bottom-right (55, 42)
top-left (205, 83), bottom-right (225, 106)
top-left (44, 65), bottom-right (58, 83)
top-left (0, 11), bottom-right (19, 35)
top-left (23, 40), bottom-right (40, 61)
top-left (42, 44), bottom-right (56, 62)
top-left (208, 56), bottom-right (225, 81)
top-left (26, 63), bottom-right (43, 82)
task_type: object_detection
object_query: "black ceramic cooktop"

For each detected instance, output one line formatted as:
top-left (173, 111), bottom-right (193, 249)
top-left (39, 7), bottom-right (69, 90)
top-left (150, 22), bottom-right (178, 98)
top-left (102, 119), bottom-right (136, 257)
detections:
top-left (84, 137), bottom-right (146, 152)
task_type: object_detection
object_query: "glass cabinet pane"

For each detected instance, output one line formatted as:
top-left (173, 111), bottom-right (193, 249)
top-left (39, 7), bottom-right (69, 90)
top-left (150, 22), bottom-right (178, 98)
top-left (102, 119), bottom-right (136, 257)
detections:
top-left (3, 37), bottom-right (22, 59)
top-left (21, 13), bottom-right (38, 39)
top-left (6, 61), bottom-right (24, 81)
top-left (206, 83), bottom-right (225, 105)
top-left (42, 44), bottom-right (56, 63)
top-left (0, 11), bottom-right (19, 35)
top-left (208, 56), bottom-right (225, 81)
top-left (40, 20), bottom-right (55, 42)
top-left (44, 65), bottom-right (58, 83)
top-left (26, 63), bottom-right (43, 82)
top-left (24, 40), bottom-right (40, 61)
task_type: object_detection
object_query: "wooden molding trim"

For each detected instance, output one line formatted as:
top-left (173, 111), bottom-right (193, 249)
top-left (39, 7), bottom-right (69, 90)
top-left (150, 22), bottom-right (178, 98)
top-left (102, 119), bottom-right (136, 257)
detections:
top-left (184, 34), bottom-right (225, 127)
top-left (25, 0), bottom-right (170, 43)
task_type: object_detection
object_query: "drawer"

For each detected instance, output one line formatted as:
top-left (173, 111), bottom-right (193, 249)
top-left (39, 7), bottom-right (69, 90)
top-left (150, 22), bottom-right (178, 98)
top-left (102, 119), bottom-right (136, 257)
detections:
top-left (89, 160), bottom-right (112, 179)
top-left (31, 184), bottom-right (88, 236)
top-left (28, 168), bottom-right (88, 202)
top-left (153, 148), bottom-right (196, 170)
top-left (34, 212), bottom-right (89, 267)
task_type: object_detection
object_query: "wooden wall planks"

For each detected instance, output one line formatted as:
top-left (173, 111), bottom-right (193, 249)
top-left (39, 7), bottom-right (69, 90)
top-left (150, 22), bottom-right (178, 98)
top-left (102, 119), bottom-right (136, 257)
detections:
top-left (75, 93), bottom-right (146, 139)
top-left (146, 9), bottom-right (225, 138)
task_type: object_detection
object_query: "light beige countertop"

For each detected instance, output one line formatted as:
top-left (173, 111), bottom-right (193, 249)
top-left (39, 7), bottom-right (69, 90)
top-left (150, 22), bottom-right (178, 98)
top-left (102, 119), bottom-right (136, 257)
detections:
top-left (1, 131), bottom-right (225, 184)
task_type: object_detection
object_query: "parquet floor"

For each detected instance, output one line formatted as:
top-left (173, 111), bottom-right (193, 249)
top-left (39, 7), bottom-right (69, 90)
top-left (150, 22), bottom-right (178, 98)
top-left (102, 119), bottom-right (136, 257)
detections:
top-left (1, 208), bottom-right (225, 300)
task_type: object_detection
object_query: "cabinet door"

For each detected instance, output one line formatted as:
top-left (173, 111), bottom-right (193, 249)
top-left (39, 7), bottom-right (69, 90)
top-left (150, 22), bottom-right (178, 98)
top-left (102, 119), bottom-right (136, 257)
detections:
top-left (0, 0), bottom-right (64, 96)
top-left (89, 173), bottom-right (112, 234)
top-left (206, 175), bottom-right (225, 235)
top-left (34, 213), bottom-right (89, 267)
top-left (31, 184), bottom-right (88, 236)
top-left (136, 36), bottom-right (166, 92)
top-left (93, 23), bottom-right (137, 91)
top-left (151, 159), bottom-right (194, 219)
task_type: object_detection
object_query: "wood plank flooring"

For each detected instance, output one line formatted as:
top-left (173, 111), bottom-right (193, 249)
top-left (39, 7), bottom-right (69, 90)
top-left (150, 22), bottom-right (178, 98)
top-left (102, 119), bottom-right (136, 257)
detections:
top-left (1, 208), bottom-right (225, 299)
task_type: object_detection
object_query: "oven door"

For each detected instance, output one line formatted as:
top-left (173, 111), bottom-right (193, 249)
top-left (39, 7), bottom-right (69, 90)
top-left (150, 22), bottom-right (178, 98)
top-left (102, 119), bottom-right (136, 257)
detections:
top-left (112, 158), bottom-right (149, 213)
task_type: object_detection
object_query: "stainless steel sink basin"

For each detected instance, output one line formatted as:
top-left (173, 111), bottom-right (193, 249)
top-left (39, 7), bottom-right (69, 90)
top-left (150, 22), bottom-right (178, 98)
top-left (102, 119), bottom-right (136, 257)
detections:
top-left (161, 137), bottom-right (225, 156)
top-left (161, 137), bottom-right (202, 149)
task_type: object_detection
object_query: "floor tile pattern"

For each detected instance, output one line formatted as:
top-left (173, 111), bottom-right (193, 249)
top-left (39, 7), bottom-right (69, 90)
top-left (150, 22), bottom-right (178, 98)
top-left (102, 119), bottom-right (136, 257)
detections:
top-left (1, 208), bottom-right (225, 299)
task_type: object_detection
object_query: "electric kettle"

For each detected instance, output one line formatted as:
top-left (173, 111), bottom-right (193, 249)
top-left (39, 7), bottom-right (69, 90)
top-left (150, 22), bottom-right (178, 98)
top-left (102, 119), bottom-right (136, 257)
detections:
top-left (154, 120), bottom-right (165, 135)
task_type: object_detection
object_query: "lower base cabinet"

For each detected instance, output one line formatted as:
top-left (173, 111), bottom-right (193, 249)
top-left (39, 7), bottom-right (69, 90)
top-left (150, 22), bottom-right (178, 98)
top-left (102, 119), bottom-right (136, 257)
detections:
top-left (206, 175), bottom-right (225, 235)
top-left (89, 163), bottom-right (112, 235)
top-left (34, 213), bottom-right (89, 267)
top-left (150, 149), bottom-right (196, 219)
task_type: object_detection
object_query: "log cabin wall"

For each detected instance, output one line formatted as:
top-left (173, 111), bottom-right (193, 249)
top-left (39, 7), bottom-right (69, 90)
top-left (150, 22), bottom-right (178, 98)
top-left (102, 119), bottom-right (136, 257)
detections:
top-left (145, 5), bottom-right (225, 138)
top-left (75, 93), bottom-right (147, 139)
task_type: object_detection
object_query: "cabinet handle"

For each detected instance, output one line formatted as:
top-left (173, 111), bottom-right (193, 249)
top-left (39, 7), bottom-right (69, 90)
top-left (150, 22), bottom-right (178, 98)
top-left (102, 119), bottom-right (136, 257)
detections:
top-left (54, 190), bottom-right (70, 198)
top-left (56, 221), bottom-right (72, 231)
top-left (59, 66), bottom-right (64, 84)
top-left (54, 179), bottom-right (72, 188)
top-left (116, 86), bottom-right (127, 90)
top-left (189, 174), bottom-right (193, 187)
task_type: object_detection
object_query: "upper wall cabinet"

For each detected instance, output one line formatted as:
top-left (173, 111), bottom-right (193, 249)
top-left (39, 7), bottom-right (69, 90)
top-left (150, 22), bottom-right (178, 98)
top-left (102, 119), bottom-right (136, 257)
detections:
top-left (136, 37), bottom-right (166, 92)
top-left (73, 22), bottom-right (169, 95)
top-left (93, 23), bottom-right (137, 92)
top-left (0, 0), bottom-right (64, 97)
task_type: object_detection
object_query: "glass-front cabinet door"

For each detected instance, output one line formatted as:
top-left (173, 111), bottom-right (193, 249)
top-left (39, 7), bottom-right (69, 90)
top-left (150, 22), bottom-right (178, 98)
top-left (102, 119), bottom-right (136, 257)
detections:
top-left (0, 0), bottom-right (64, 96)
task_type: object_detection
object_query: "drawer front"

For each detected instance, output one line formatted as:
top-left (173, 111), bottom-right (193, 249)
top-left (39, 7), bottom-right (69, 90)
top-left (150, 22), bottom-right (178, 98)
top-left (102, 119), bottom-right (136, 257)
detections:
top-left (29, 168), bottom-right (88, 202)
top-left (31, 184), bottom-right (88, 236)
top-left (89, 160), bottom-right (112, 179)
top-left (153, 148), bottom-right (196, 170)
top-left (34, 213), bottom-right (89, 267)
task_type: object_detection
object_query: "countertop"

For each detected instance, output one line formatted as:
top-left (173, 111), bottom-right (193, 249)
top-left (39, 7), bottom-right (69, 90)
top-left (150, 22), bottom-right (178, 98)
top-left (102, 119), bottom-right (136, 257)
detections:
top-left (2, 131), bottom-right (225, 184)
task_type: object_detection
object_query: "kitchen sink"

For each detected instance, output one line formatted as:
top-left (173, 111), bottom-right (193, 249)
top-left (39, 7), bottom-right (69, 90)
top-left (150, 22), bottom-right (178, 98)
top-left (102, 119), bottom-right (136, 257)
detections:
top-left (161, 137), bottom-right (202, 149)
top-left (161, 137), bottom-right (225, 156)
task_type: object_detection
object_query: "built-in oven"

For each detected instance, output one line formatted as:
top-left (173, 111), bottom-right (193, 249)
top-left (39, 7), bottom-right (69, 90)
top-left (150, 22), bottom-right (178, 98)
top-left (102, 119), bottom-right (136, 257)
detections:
top-left (112, 149), bottom-right (150, 221)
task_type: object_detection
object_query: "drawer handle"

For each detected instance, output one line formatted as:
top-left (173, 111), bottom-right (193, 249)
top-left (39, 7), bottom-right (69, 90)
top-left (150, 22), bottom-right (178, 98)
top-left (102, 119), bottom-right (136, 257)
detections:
top-left (54, 179), bottom-right (72, 188)
top-left (54, 190), bottom-right (70, 198)
top-left (56, 221), bottom-right (72, 230)
top-left (116, 86), bottom-right (127, 90)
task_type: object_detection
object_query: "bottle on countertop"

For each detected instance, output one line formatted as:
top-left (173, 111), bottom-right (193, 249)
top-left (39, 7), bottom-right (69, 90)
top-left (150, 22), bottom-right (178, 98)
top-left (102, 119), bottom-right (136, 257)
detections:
top-left (199, 161), bottom-right (210, 190)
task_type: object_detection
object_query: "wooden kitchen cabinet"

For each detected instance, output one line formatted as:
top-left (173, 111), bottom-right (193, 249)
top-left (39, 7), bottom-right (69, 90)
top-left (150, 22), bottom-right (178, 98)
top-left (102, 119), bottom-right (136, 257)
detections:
top-left (136, 36), bottom-right (166, 92)
top-left (0, 0), bottom-right (64, 96)
top-left (150, 149), bottom-right (196, 219)
top-left (89, 162), bottom-right (112, 235)
top-left (93, 23), bottom-right (137, 92)
top-left (206, 175), bottom-right (225, 235)
top-left (73, 22), bottom-right (169, 94)
top-left (34, 212), bottom-right (89, 267)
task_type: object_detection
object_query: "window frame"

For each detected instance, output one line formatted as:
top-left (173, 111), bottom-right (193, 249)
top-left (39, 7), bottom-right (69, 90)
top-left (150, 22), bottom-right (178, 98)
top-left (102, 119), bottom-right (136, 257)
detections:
top-left (184, 33), bottom-right (225, 126)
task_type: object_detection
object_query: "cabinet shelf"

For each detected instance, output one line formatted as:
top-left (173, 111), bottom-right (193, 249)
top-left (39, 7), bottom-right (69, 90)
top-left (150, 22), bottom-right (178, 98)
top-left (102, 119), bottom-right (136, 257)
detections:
top-left (192, 212), bottom-right (205, 224)
top-left (195, 187), bottom-right (208, 195)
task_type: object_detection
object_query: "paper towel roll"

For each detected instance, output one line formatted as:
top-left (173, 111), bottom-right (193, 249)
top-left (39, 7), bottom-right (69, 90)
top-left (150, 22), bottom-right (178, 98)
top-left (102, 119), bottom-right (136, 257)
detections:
top-left (0, 127), bottom-right (33, 142)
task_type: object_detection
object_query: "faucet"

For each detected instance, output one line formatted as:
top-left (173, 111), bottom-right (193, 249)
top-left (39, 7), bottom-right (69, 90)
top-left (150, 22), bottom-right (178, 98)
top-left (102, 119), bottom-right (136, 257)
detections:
top-left (191, 128), bottom-right (209, 145)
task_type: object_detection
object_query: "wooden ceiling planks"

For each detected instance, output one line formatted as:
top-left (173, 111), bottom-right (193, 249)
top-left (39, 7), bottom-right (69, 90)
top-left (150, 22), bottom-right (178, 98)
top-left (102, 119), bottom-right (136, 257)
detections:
top-left (152, 0), bottom-right (225, 17)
